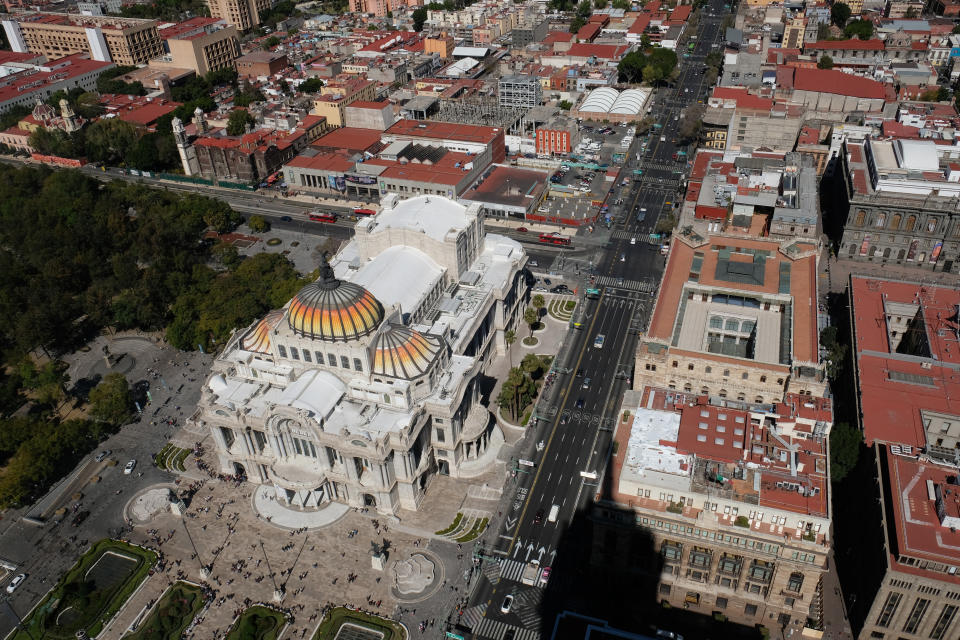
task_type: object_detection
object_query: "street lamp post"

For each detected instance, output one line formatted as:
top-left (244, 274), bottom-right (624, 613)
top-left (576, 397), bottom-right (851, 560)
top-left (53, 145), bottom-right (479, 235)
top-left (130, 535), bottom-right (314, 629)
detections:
top-left (180, 518), bottom-right (209, 579)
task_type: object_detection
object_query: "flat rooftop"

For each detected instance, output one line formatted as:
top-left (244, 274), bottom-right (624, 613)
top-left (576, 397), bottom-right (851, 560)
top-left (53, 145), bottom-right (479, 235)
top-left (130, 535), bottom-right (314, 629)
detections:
top-left (385, 119), bottom-right (501, 145)
top-left (460, 164), bottom-right (548, 210)
top-left (647, 235), bottom-right (819, 365)
top-left (850, 275), bottom-right (960, 448)
top-left (882, 447), bottom-right (960, 583)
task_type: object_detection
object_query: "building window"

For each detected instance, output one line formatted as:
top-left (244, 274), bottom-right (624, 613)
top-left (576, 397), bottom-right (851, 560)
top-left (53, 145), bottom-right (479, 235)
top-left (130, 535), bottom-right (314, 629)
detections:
top-left (672, 361), bottom-right (679, 368)
top-left (435, 428), bottom-right (445, 443)
top-left (785, 597), bottom-right (796, 607)
top-left (902, 597), bottom-right (930, 634)
top-left (278, 345), bottom-right (287, 358)
top-left (315, 351), bottom-right (324, 365)
top-left (855, 210), bottom-right (866, 226)
top-left (745, 604), bottom-right (758, 616)
top-left (778, 614), bottom-right (791, 627)
top-left (328, 353), bottom-right (337, 366)
top-left (716, 596), bottom-right (728, 609)
top-left (929, 604), bottom-right (958, 640)
top-left (341, 356), bottom-right (350, 369)
top-left (354, 358), bottom-right (363, 371)
top-left (787, 572), bottom-right (804, 592)
top-left (723, 369), bottom-right (730, 377)
top-left (302, 349), bottom-right (311, 362)
top-left (905, 215), bottom-right (917, 231)
top-left (741, 372), bottom-right (748, 380)
top-left (688, 363), bottom-right (694, 370)
top-left (659, 583), bottom-right (671, 595)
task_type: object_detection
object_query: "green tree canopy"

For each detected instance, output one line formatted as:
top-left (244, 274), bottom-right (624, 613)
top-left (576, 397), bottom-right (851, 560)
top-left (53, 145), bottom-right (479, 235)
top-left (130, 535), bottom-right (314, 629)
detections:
top-left (89, 372), bottom-right (134, 426)
top-left (831, 1), bottom-right (851, 26)
top-left (226, 109), bottom-right (256, 136)
top-left (817, 54), bottom-right (834, 69)
top-left (84, 118), bottom-right (140, 165)
top-left (412, 7), bottom-right (428, 31)
top-left (298, 77), bottom-right (324, 93)
top-left (844, 19), bottom-right (873, 40)
top-left (829, 422), bottom-right (863, 483)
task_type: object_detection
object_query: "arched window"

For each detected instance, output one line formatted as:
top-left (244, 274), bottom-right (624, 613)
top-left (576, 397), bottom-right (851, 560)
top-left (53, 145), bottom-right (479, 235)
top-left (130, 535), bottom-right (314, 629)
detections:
top-left (890, 213), bottom-right (901, 230)
top-left (874, 213), bottom-right (886, 228)
top-left (700, 387), bottom-right (709, 395)
top-left (725, 318), bottom-right (739, 331)
top-left (883, 247), bottom-right (891, 259)
top-left (709, 316), bottom-right (724, 329)
top-left (927, 218), bottom-right (938, 233)
top-left (719, 389), bottom-right (728, 398)
top-left (683, 383), bottom-right (692, 392)
top-left (905, 215), bottom-right (917, 231)
top-left (854, 210), bottom-right (866, 226)
top-left (848, 244), bottom-right (857, 256)
top-left (898, 248), bottom-right (906, 260)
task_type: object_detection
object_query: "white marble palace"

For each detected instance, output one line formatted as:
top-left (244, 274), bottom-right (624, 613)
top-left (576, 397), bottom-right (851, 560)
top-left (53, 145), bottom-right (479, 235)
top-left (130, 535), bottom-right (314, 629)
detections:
top-left (195, 194), bottom-right (529, 515)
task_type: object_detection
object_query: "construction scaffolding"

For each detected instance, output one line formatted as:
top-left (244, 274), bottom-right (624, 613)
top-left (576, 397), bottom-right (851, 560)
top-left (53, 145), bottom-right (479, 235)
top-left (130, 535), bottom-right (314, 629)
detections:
top-left (432, 97), bottom-right (527, 135)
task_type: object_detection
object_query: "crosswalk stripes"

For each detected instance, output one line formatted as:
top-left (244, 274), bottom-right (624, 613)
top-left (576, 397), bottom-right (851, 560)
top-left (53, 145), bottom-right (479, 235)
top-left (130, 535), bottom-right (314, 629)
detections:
top-left (594, 275), bottom-right (657, 293)
top-left (482, 560), bottom-right (501, 585)
top-left (472, 618), bottom-right (540, 640)
top-left (515, 590), bottom-right (544, 628)
top-left (498, 558), bottom-right (527, 582)
top-left (461, 604), bottom-right (486, 630)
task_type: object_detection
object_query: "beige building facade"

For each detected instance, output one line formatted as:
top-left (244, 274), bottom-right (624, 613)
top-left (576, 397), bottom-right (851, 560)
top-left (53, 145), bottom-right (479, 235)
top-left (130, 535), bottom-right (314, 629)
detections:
top-left (206, 0), bottom-right (274, 32)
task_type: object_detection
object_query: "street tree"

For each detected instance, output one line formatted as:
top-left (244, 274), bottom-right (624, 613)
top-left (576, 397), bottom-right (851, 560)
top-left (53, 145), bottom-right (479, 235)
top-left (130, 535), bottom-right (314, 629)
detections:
top-left (532, 294), bottom-right (546, 319)
top-left (524, 307), bottom-right (538, 337)
top-left (505, 329), bottom-right (516, 367)
top-left (412, 7), bottom-right (427, 30)
top-left (817, 55), bottom-right (833, 69)
top-left (89, 372), bottom-right (135, 426)
top-left (248, 214), bottom-right (270, 232)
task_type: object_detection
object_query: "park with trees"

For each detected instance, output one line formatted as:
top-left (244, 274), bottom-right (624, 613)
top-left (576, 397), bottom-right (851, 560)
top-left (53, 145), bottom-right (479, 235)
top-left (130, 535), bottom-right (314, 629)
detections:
top-left (0, 165), bottom-right (308, 507)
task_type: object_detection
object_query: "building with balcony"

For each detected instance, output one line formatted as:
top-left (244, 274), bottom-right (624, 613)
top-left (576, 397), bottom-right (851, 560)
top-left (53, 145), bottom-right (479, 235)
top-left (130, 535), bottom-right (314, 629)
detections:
top-left (592, 387), bottom-right (832, 633)
top-left (196, 194), bottom-right (528, 515)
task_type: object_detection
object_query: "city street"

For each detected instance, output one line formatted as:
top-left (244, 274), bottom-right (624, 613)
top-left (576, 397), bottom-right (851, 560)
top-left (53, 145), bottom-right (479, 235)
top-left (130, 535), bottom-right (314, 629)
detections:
top-left (461, 3), bottom-right (729, 639)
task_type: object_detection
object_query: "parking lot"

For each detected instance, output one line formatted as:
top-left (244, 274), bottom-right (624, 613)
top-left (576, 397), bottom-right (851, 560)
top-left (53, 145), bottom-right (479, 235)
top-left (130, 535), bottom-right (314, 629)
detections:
top-left (533, 121), bottom-right (640, 227)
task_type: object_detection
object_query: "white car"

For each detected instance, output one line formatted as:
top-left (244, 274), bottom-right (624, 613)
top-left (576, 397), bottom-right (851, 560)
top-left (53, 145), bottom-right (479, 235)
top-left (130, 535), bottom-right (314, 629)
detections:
top-left (500, 594), bottom-right (514, 614)
top-left (124, 459), bottom-right (137, 475)
top-left (6, 573), bottom-right (25, 594)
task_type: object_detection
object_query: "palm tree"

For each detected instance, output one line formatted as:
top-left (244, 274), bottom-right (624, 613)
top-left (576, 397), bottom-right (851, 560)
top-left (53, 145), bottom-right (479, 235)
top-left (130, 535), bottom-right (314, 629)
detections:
top-left (504, 329), bottom-right (516, 367)
top-left (524, 307), bottom-right (538, 338)
top-left (531, 294), bottom-right (545, 321)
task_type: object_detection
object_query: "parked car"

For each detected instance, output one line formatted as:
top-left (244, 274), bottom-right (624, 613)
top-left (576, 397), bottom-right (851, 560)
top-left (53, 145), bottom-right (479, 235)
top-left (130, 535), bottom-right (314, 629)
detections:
top-left (6, 573), bottom-right (26, 594)
top-left (500, 594), bottom-right (514, 614)
top-left (516, 227), bottom-right (528, 232)
top-left (95, 450), bottom-right (112, 463)
top-left (124, 459), bottom-right (137, 475)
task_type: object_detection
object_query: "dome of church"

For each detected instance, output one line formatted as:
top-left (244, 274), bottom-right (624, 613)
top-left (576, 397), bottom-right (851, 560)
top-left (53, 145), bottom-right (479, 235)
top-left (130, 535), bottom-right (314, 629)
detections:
top-left (372, 325), bottom-right (442, 379)
top-left (287, 257), bottom-right (384, 342)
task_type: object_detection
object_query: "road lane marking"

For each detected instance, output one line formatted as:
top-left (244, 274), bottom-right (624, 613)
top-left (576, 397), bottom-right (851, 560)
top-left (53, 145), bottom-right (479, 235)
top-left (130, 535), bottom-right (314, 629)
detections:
top-left (505, 289), bottom-right (607, 559)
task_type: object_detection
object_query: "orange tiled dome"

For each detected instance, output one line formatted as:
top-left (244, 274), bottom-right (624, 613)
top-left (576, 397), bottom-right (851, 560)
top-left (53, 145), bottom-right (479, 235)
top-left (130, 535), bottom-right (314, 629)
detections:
top-left (287, 257), bottom-right (384, 342)
top-left (372, 325), bottom-right (441, 379)
top-left (242, 310), bottom-right (284, 353)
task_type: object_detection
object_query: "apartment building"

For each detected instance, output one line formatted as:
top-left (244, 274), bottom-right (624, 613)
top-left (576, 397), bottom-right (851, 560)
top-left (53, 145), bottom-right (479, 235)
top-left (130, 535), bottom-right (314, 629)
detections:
top-left (834, 137), bottom-right (960, 273)
top-left (845, 275), bottom-right (960, 640)
top-left (593, 387), bottom-right (832, 634)
top-left (206, 0), bottom-right (274, 32)
top-left (1, 12), bottom-right (163, 65)
top-left (153, 18), bottom-right (239, 76)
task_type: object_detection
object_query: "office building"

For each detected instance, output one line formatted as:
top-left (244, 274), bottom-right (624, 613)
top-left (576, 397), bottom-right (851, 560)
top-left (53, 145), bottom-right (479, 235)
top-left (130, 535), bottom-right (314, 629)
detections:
top-left (206, 0), bottom-right (275, 32)
top-left (498, 75), bottom-right (542, 109)
top-left (1, 12), bottom-right (163, 65)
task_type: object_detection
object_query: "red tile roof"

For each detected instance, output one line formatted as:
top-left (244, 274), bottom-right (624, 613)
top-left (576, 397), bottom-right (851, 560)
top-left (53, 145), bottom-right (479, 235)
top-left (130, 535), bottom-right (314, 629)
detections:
top-left (543, 31), bottom-right (575, 44)
top-left (310, 126), bottom-right (383, 153)
top-left (711, 86), bottom-right (774, 111)
top-left (850, 276), bottom-right (960, 449)
top-left (882, 449), bottom-right (960, 584)
top-left (670, 5), bottom-right (692, 22)
top-left (286, 151), bottom-right (354, 172)
top-left (694, 205), bottom-right (727, 220)
top-left (628, 15), bottom-right (651, 34)
top-left (576, 23), bottom-right (601, 41)
top-left (565, 43), bottom-right (631, 60)
top-left (806, 38), bottom-right (885, 51)
top-left (792, 68), bottom-right (887, 100)
top-left (0, 54), bottom-right (114, 109)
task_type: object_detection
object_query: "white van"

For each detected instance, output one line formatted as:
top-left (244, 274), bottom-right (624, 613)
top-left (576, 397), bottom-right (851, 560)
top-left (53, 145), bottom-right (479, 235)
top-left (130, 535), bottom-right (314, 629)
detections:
top-left (548, 504), bottom-right (560, 522)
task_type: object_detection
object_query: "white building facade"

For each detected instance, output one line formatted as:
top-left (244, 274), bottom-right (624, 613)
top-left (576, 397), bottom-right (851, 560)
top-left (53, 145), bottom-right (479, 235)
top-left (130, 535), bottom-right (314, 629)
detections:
top-left (196, 195), bottom-right (528, 515)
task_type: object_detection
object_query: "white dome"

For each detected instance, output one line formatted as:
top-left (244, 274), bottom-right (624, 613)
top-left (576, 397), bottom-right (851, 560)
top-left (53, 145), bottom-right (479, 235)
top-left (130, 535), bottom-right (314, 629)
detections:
top-left (580, 87), bottom-right (619, 112)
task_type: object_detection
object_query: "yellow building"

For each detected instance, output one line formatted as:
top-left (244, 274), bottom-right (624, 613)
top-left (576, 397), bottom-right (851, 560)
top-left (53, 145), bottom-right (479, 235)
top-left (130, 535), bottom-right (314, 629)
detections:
top-left (1, 12), bottom-right (163, 65)
top-left (424, 34), bottom-right (454, 59)
top-left (311, 76), bottom-right (377, 128)
top-left (782, 17), bottom-right (806, 50)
